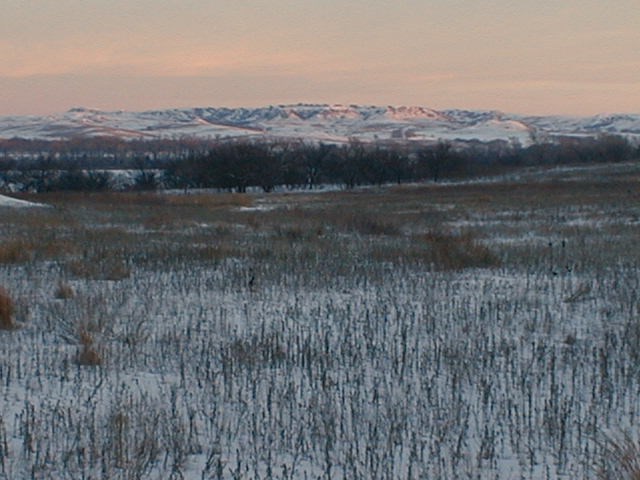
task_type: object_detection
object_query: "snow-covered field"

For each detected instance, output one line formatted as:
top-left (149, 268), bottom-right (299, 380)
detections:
top-left (1, 163), bottom-right (640, 479)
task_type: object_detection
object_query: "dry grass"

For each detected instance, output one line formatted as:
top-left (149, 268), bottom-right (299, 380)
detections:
top-left (66, 258), bottom-right (131, 281)
top-left (369, 230), bottom-right (501, 271)
top-left (2, 163), bottom-right (639, 279)
top-left (2, 162), bottom-right (640, 477)
top-left (0, 239), bottom-right (34, 264)
top-left (189, 244), bottom-right (242, 263)
top-left (77, 327), bottom-right (103, 366)
top-left (598, 432), bottom-right (640, 480)
top-left (273, 223), bottom-right (325, 242)
top-left (54, 281), bottom-right (75, 300)
top-left (0, 234), bottom-right (78, 265)
top-left (423, 230), bottom-right (501, 270)
top-left (49, 293), bottom-right (112, 366)
top-left (340, 213), bottom-right (401, 236)
top-left (162, 192), bottom-right (252, 208)
top-left (18, 191), bottom-right (252, 210)
top-left (0, 286), bottom-right (16, 330)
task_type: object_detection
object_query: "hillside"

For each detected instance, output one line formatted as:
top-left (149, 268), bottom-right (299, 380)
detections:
top-left (2, 104), bottom-right (639, 144)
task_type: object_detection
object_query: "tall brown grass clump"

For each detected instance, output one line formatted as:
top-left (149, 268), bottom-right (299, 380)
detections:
top-left (76, 328), bottom-right (103, 366)
top-left (0, 240), bottom-right (33, 264)
top-left (0, 286), bottom-right (16, 330)
top-left (55, 281), bottom-right (75, 299)
top-left (423, 230), bottom-right (501, 270)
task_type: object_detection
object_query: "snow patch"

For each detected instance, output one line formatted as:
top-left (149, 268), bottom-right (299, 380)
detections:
top-left (0, 194), bottom-right (47, 208)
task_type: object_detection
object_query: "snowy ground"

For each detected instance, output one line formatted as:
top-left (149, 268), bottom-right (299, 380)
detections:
top-left (1, 163), bottom-right (640, 479)
top-left (0, 194), bottom-right (46, 208)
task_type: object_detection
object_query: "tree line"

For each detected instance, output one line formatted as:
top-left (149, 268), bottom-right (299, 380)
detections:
top-left (0, 134), bottom-right (637, 193)
top-left (154, 134), bottom-right (640, 192)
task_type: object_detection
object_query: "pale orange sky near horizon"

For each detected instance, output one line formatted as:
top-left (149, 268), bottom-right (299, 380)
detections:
top-left (1, 0), bottom-right (639, 116)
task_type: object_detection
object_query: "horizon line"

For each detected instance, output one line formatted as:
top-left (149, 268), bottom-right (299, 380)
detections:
top-left (3, 103), bottom-right (639, 119)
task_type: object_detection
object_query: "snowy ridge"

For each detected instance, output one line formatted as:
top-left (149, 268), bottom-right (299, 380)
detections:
top-left (1, 104), bottom-right (639, 144)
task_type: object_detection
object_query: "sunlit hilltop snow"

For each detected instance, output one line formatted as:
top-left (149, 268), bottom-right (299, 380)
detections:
top-left (1, 104), bottom-right (639, 144)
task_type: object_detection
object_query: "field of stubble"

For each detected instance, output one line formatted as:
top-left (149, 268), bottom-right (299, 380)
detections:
top-left (2, 162), bottom-right (640, 479)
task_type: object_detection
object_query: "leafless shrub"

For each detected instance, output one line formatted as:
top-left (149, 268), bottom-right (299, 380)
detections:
top-left (54, 308), bottom-right (108, 345)
top-left (105, 401), bottom-right (163, 478)
top-left (563, 282), bottom-right (592, 303)
top-left (116, 316), bottom-right (150, 351)
top-left (49, 295), bottom-right (115, 366)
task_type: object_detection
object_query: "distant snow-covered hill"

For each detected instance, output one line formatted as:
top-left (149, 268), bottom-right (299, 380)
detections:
top-left (1, 104), bottom-right (639, 144)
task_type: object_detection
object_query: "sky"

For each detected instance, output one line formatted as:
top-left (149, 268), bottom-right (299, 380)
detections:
top-left (1, 0), bottom-right (639, 116)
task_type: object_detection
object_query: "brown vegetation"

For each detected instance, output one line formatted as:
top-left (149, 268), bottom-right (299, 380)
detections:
top-left (598, 433), bottom-right (640, 480)
top-left (54, 281), bottom-right (75, 299)
top-left (0, 286), bottom-right (16, 330)
top-left (422, 230), bottom-right (501, 270)
top-left (0, 239), bottom-right (34, 264)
